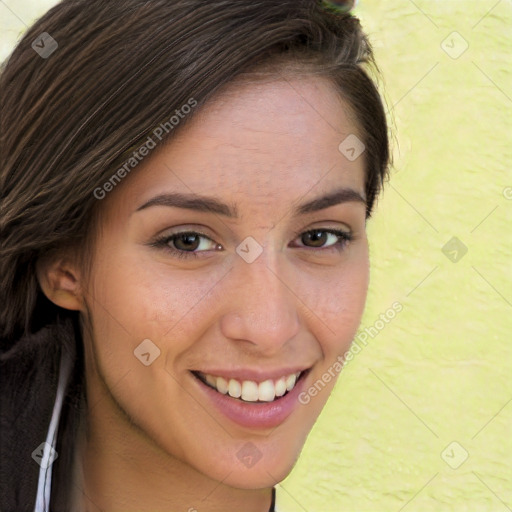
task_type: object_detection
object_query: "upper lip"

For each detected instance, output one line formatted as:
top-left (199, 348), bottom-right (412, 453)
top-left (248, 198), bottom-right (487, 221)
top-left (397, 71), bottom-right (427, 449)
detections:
top-left (191, 366), bottom-right (311, 383)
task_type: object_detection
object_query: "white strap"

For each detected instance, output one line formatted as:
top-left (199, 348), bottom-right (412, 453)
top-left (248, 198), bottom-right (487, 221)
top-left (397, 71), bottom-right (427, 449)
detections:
top-left (33, 345), bottom-right (72, 512)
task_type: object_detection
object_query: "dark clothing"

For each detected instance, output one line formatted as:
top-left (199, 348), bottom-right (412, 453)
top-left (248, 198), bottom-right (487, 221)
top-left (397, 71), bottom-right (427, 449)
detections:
top-left (0, 316), bottom-right (83, 512)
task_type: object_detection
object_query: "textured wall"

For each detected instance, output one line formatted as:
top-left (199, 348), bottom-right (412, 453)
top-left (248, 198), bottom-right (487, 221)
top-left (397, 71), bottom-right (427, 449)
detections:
top-left (1, 1), bottom-right (511, 511)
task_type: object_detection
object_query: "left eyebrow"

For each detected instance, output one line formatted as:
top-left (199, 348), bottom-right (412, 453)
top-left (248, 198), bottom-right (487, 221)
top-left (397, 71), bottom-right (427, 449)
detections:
top-left (293, 187), bottom-right (366, 215)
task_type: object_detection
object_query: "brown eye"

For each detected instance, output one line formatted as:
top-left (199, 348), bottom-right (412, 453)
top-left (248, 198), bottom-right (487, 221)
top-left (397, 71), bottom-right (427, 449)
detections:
top-left (294, 228), bottom-right (352, 252)
top-left (151, 231), bottom-right (220, 259)
top-left (173, 233), bottom-right (202, 252)
top-left (301, 230), bottom-right (328, 248)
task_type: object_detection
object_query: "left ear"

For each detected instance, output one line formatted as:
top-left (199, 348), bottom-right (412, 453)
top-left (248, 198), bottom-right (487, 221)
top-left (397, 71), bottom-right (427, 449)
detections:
top-left (36, 251), bottom-right (85, 312)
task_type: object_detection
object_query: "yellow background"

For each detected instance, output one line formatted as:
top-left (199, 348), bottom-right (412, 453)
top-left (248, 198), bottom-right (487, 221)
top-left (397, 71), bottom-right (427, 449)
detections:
top-left (2, 1), bottom-right (511, 510)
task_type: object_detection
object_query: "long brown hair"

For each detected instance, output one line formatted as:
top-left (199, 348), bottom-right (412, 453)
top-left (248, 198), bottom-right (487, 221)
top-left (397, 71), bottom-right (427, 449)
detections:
top-left (0, 0), bottom-right (389, 346)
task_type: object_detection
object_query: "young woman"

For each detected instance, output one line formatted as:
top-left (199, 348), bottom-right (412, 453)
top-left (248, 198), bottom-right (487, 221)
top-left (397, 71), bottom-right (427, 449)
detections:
top-left (0, 0), bottom-right (390, 510)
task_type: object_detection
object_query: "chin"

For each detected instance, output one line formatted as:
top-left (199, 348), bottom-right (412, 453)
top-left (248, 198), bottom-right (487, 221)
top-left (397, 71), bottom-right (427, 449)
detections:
top-left (214, 457), bottom-right (297, 489)
top-left (199, 434), bottom-right (306, 489)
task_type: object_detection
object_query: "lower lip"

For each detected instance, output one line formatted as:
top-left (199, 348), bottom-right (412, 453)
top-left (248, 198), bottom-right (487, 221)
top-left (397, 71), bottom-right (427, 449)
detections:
top-left (191, 371), bottom-right (309, 429)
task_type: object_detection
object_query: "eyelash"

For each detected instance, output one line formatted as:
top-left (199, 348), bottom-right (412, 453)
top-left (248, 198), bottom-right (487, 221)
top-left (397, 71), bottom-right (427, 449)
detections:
top-left (150, 228), bottom-right (353, 260)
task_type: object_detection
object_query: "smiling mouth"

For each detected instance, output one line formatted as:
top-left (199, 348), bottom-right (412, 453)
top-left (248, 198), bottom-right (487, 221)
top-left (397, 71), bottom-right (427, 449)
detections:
top-left (191, 370), bottom-right (308, 403)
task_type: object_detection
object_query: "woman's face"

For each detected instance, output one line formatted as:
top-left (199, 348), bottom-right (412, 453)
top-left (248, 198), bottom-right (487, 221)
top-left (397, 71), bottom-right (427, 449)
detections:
top-left (82, 73), bottom-right (369, 488)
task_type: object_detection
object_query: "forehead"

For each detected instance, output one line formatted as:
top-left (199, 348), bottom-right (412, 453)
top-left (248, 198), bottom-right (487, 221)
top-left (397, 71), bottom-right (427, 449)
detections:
top-left (104, 73), bottom-right (365, 217)
top-left (185, 73), bottom-right (360, 162)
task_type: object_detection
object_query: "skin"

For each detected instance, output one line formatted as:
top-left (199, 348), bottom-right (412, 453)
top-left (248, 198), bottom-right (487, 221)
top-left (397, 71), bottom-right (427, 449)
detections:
top-left (38, 73), bottom-right (369, 512)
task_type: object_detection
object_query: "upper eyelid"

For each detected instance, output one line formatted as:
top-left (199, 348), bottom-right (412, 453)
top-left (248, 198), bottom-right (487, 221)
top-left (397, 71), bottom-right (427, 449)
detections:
top-left (291, 226), bottom-right (351, 238)
top-left (159, 222), bottom-right (352, 238)
top-left (159, 227), bottom-right (351, 249)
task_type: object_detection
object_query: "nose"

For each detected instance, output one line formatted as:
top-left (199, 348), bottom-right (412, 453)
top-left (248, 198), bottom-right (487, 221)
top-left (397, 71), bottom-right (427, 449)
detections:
top-left (219, 245), bottom-right (301, 354)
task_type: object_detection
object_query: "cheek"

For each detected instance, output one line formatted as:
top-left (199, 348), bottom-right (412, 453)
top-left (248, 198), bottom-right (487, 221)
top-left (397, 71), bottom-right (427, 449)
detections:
top-left (87, 237), bottom-right (369, 381)
top-left (297, 243), bottom-right (370, 355)
top-left (92, 262), bottom-right (219, 327)
top-left (292, 248), bottom-right (369, 417)
top-left (84, 242), bottom-right (227, 385)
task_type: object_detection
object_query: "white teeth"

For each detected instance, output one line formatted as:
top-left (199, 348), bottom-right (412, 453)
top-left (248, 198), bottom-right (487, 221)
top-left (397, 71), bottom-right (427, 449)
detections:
top-left (274, 377), bottom-right (287, 397)
top-left (205, 374), bottom-right (217, 387)
top-left (285, 373), bottom-right (297, 391)
top-left (258, 379), bottom-right (276, 402)
top-left (200, 370), bottom-right (303, 402)
top-left (216, 376), bottom-right (229, 394)
top-left (241, 381), bottom-right (259, 402)
top-left (228, 378), bottom-right (242, 398)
